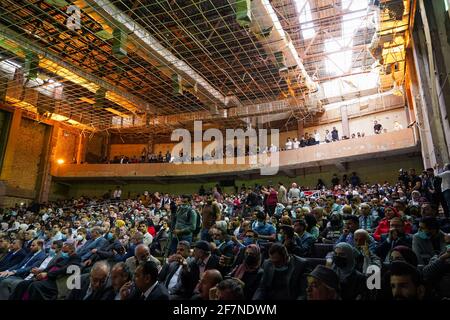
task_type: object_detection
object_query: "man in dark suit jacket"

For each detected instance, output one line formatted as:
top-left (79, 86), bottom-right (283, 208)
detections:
top-left (120, 261), bottom-right (169, 301)
top-left (66, 261), bottom-right (114, 300)
top-left (10, 242), bottom-right (82, 300)
top-left (253, 243), bottom-right (311, 300)
top-left (0, 240), bottom-right (27, 272)
top-left (183, 240), bottom-right (220, 290)
top-left (0, 240), bottom-right (46, 279)
top-left (158, 240), bottom-right (195, 299)
top-left (76, 227), bottom-right (108, 263)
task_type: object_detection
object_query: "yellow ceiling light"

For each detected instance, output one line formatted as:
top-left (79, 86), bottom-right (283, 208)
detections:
top-left (39, 59), bottom-right (100, 93)
top-left (105, 107), bottom-right (132, 118)
top-left (105, 91), bottom-right (139, 114)
top-left (5, 96), bottom-right (38, 113)
top-left (50, 114), bottom-right (69, 122)
top-left (79, 97), bottom-right (96, 104)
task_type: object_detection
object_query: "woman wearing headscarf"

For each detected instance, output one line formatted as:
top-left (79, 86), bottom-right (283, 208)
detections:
top-left (378, 246), bottom-right (419, 300)
top-left (228, 244), bottom-right (263, 300)
top-left (330, 242), bottom-right (368, 300)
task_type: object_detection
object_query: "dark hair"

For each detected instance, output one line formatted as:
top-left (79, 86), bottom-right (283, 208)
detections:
top-left (294, 219), bottom-right (307, 228)
top-left (420, 216), bottom-right (439, 230)
top-left (279, 225), bottom-right (294, 238)
top-left (268, 243), bottom-right (288, 259)
top-left (113, 262), bottom-right (132, 281)
top-left (304, 214), bottom-right (317, 232)
top-left (53, 240), bottom-right (64, 249)
top-left (138, 261), bottom-right (159, 281)
top-left (216, 279), bottom-right (245, 300)
top-left (256, 210), bottom-right (266, 221)
top-left (343, 215), bottom-right (359, 224)
top-left (390, 261), bottom-right (422, 287)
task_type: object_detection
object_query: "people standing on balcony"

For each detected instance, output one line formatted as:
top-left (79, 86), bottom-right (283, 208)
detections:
top-left (285, 138), bottom-right (293, 150)
top-left (307, 133), bottom-right (316, 146)
top-left (394, 121), bottom-right (404, 131)
top-left (293, 138), bottom-right (300, 149)
top-left (331, 127), bottom-right (339, 141)
top-left (300, 135), bottom-right (307, 147)
top-left (269, 144), bottom-right (277, 153)
top-left (357, 132), bottom-right (361, 138)
top-left (374, 120), bottom-right (383, 134)
top-left (351, 133), bottom-right (356, 139)
top-left (314, 130), bottom-right (321, 145)
top-left (325, 130), bottom-right (332, 143)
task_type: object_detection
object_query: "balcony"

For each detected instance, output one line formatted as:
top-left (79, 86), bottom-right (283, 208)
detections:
top-left (53, 129), bottom-right (418, 180)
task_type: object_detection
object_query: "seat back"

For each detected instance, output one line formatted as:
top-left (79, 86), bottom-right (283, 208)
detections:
top-left (312, 243), bottom-right (335, 258)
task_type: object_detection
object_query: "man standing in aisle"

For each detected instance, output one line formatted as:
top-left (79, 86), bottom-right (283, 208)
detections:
top-left (169, 195), bottom-right (197, 255)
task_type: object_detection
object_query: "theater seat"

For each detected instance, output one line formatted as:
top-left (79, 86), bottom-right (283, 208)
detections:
top-left (305, 258), bottom-right (326, 269)
top-left (312, 243), bottom-right (335, 258)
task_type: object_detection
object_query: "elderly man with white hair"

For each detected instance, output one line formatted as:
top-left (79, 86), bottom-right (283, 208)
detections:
top-left (353, 229), bottom-right (381, 274)
top-left (288, 183), bottom-right (302, 203)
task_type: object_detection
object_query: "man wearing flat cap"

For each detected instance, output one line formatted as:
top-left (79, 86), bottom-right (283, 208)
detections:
top-left (306, 265), bottom-right (340, 300)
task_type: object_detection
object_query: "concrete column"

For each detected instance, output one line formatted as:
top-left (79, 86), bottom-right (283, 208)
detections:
top-left (37, 124), bottom-right (59, 203)
top-left (297, 120), bottom-right (304, 138)
top-left (340, 105), bottom-right (350, 138)
top-left (76, 134), bottom-right (87, 164)
top-left (0, 109), bottom-right (22, 181)
top-left (147, 134), bottom-right (154, 154)
top-left (413, 3), bottom-right (450, 164)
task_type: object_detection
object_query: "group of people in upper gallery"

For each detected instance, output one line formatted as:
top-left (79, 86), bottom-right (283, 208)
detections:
top-left (102, 119), bottom-right (404, 164)
top-left (0, 162), bottom-right (449, 301)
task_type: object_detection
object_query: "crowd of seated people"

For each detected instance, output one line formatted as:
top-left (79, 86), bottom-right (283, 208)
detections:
top-left (1, 163), bottom-right (449, 300)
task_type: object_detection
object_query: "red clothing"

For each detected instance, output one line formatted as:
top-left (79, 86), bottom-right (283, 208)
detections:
top-left (265, 191), bottom-right (278, 206)
top-left (373, 217), bottom-right (412, 241)
top-left (147, 225), bottom-right (156, 237)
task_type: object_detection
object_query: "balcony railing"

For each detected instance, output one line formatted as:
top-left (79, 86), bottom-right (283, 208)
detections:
top-left (53, 129), bottom-right (417, 179)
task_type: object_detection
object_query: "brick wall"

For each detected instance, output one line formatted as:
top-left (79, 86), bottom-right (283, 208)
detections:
top-left (85, 133), bottom-right (104, 163)
top-left (54, 129), bottom-right (77, 164)
top-left (7, 118), bottom-right (47, 193)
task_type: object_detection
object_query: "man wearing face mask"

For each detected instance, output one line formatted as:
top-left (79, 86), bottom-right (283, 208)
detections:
top-left (200, 194), bottom-right (221, 242)
top-left (10, 242), bottom-right (81, 300)
top-left (86, 228), bottom-right (124, 265)
top-left (253, 243), bottom-right (310, 300)
top-left (169, 195), bottom-right (197, 255)
top-left (228, 244), bottom-right (263, 300)
top-left (251, 210), bottom-right (276, 258)
top-left (211, 225), bottom-right (234, 275)
top-left (412, 217), bottom-right (447, 265)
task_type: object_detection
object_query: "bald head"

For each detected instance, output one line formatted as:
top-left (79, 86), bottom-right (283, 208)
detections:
top-left (135, 244), bottom-right (151, 263)
top-left (198, 269), bottom-right (223, 300)
top-left (354, 229), bottom-right (369, 247)
top-left (90, 261), bottom-right (110, 291)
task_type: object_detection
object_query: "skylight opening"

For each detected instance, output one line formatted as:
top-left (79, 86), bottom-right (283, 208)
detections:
top-left (295, 0), bottom-right (316, 39)
top-left (342, 0), bottom-right (369, 12)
